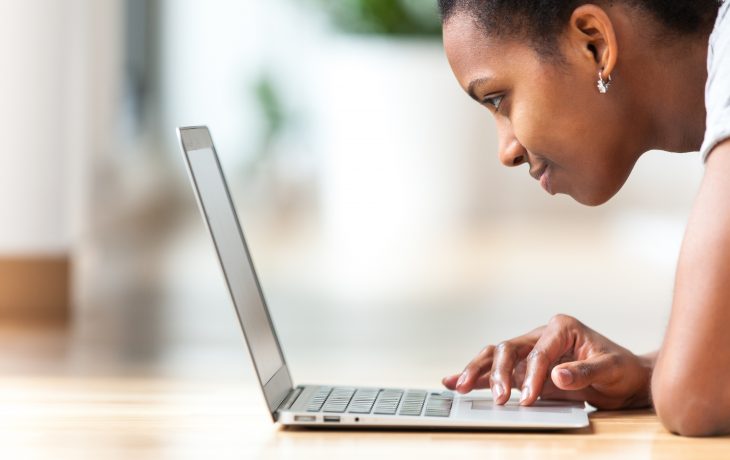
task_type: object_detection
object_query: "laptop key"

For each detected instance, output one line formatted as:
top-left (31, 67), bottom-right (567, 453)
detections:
top-left (424, 392), bottom-right (454, 417)
top-left (322, 387), bottom-right (356, 413)
top-left (398, 390), bottom-right (427, 416)
top-left (306, 387), bottom-right (333, 412)
top-left (373, 389), bottom-right (403, 415)
top-left (347, 389), bottom-right (380, 414)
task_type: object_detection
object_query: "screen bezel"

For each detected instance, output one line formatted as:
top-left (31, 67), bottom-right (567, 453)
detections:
top-left (178, 126), bottom-right (293, 420)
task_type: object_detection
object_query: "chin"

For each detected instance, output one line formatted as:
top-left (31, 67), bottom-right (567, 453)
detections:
top-left (566, 162), bottom-right (637, 206)
top-left (568, 188), bottom-right (616, 207)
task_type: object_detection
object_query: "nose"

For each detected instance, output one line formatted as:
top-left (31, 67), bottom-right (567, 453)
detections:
top-left (496, 121), bottom-right (527, 167)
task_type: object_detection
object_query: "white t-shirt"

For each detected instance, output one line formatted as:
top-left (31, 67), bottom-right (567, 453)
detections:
top-left (701, 0), bottom-right (730, 161)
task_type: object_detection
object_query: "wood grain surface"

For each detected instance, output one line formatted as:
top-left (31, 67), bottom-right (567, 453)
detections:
top-left (1, 375), bottom-right (729, 460)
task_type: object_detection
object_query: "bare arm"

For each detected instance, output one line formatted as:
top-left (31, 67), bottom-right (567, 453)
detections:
top-left (652, 139), bottom-right (730, 436)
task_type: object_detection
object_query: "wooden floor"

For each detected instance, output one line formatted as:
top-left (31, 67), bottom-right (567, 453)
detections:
top-left (2, 373), bottom-right (730, 460)
top-left (2, 323), bottom-right (730, 459)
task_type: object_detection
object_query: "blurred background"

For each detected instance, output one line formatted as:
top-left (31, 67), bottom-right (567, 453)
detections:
top-left (0, 0), bottom-right (704, 387)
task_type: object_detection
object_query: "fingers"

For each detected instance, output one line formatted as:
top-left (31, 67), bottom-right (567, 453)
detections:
top-left (443, 327), bottom-right (544, 399)
top-left (551, 353), bottom-right (621, 391)
top-left (446, 315), bottom-right (633, 410)
top-left (451, 345), bottom-right (495, 394)
top-left (489, 339), bottom-right (535, 404)
top-left (519, 315), bottom-right (579, 405)
top-left (442, 374), bottom-right (460, 390)
top-left (443, 372), bottom-right (487, 390)
top-left (444, 372), bottom-right (495, 390)
top-left (480, 360), bottom-right (526, 390)
top-left (443, 366), bottom-right (523, 392)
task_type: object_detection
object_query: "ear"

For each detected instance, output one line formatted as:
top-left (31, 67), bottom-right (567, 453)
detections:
top-left (565, 5), bottom-right (618, 77)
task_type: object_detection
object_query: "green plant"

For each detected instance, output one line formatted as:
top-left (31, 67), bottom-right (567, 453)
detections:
top-left (318, 0), bottom-right (441, 37)
top-left (242, 71), bottom-right (289, 172)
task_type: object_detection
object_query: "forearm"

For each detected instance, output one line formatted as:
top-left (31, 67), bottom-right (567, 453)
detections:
top-left (651, 140), bottom-right (730, 436)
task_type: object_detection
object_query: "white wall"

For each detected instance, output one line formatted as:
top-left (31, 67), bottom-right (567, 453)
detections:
top-left (0, 1), bottom-right (72, 254)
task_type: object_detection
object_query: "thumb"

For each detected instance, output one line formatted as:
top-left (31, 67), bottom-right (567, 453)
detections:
top-left (551, 354), bottom-right (620, 391)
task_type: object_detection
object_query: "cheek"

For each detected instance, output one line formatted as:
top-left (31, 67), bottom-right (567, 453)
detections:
top-left (508, 79), bottom-right (568, 152)
top-left (514, 85), bottom-right (600, 165)
top-left (510, 91), bottom-right (624, 203)
top-left (509, 99), bottom-right (574, 162)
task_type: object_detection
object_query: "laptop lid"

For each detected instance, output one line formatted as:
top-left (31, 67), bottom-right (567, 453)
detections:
top-left (178, 126), bottom-right (293, 420)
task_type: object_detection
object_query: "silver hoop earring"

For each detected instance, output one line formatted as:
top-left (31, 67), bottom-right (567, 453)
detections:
top-left (597, 70), bottom-right (612, 94)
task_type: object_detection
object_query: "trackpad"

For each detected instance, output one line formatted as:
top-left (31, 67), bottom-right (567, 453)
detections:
top-left (471, 400), bottom-right (575, 413)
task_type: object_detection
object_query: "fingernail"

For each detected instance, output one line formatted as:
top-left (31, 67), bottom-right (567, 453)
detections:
top-left (558, 369), bottom-right (573, 385)
top-left (457, 373), bottom-right (467, 387)
top-left (520, 386), bottom-right (531, 404)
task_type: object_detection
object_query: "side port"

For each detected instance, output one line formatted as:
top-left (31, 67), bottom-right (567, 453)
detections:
top-left (323, 416), bottom-right (341, 423)
top-left (294, 415), bottom-right (316, 422)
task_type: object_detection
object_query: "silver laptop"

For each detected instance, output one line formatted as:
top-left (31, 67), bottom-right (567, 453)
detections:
top-left (177, 125), bottom-right (590, 430)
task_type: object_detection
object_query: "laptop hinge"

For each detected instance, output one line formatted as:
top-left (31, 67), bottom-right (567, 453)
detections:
top-left (277, 386), bottom-right (303, 412)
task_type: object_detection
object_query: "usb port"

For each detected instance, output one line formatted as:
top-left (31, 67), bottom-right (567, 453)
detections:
top-left (323, 416), bottom-right (341, 423)
top-left (294, 415), bottom-right (316, 422)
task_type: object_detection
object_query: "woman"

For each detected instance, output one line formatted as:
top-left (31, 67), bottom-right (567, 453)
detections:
top-left (438, 0), bottom-right (730, 436)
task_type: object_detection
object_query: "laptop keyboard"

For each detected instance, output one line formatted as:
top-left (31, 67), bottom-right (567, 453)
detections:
top-left (305, 387), bottom-right (454, 417)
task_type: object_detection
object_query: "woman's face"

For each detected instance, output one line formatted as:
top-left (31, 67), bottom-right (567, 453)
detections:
top-left (442, 12), bottom-right (645, 206)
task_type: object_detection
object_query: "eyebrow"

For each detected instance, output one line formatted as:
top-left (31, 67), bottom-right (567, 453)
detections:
top-left (467, 77), bottom-right (492, 102)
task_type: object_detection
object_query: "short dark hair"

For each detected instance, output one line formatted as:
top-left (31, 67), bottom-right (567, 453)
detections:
top-left (438, 0), bottom-right (720, 56)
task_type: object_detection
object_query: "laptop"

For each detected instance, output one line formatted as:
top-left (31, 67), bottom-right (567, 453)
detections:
top-left (177, 125), bottom-right (590, 430)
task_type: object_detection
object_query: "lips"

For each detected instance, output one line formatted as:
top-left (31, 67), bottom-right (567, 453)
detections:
top-left (539, 166), bottom-right (553, 195)
top-left (529, 164), bottom-right (553, 194)
top-left (530, 164), bottom-right (547, 181)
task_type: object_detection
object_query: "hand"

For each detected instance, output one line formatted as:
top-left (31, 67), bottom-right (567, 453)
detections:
top-left (442, 314), bottom-right (653, 409)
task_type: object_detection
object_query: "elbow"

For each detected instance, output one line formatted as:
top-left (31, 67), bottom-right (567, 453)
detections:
top-left (654, 395), bottom-right (725, 437)
top-left (652, 371), bottom-right (730, 437)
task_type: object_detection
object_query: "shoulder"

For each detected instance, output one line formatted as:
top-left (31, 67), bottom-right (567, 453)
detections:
top-left (701, 1), bottom-right (730, 162)
top-left (705, 139), bottom-right (730, 178)
top-left (709, 1), bottom-right (730, 54)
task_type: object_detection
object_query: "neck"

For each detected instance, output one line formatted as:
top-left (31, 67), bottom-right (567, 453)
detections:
top-left (639, 34), bottom-right (710, 153)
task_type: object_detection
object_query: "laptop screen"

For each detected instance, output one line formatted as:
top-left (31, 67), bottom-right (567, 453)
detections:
top-left (183, 138), bottom-right (285, 387)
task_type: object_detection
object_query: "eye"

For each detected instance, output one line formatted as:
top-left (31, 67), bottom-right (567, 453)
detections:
top-left (482, 94), bottom-right (504, 112)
